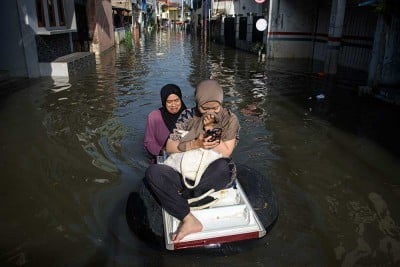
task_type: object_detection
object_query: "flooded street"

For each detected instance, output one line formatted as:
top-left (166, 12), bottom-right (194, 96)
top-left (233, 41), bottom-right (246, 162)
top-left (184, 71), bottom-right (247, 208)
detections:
top-left (1, 30), bottom-right (400, 266)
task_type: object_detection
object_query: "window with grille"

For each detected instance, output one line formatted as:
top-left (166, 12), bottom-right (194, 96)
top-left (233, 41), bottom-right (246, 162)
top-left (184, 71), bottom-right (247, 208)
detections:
top-left (35, 0), bottom-right (66, 29)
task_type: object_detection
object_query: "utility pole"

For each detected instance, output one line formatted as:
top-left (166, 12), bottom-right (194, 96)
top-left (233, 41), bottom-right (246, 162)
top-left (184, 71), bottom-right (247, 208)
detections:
top-left (203, 0), bottom-right (209, 40)
top-left (324, 0), bottom-right (347, 74)
top-left (181, 0), bottom-right (184, 22)
top-left (208, 0), bottom-right (212, 42)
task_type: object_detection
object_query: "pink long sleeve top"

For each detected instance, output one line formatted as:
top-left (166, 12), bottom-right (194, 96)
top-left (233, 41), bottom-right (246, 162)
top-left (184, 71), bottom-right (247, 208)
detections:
top-left (144, 109), bottom-right (170, 157)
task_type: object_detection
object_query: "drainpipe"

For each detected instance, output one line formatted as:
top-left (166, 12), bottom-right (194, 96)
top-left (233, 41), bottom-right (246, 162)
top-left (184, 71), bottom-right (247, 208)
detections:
top-left (324, 0), bottom-right (346, 74)
top-left (311, 0), bottom-right (319, 62)
top-left (267, 0), bottom-right (280, 59)
top-left (368, 16), bottom-right (385, 87)
top-left (380, 16), bottom-right (400, 86)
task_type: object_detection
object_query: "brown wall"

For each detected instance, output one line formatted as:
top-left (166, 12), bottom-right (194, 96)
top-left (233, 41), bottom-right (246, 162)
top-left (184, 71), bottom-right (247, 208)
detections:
top-left (87, 0), bottom-right (115, 54)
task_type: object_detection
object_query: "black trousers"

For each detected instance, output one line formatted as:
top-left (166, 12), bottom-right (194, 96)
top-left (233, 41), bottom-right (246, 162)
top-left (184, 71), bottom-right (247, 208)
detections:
top-left (144, 158), bottom-right (235, 220)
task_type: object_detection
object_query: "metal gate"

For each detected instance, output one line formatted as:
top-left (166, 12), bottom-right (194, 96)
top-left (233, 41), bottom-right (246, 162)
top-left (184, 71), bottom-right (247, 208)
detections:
top-left (239, 17), bottom-right (247, 41)
top-left (224, 17), bottom-right (235, 47)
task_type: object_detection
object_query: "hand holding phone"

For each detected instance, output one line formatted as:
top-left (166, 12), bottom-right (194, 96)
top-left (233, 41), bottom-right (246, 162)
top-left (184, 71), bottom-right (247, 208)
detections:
top-left (205, 128), bottom-right (222, 142)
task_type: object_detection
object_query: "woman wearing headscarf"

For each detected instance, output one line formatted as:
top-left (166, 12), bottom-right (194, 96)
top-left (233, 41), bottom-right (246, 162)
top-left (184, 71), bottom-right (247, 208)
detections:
top-left (144, 84), bottom-right (187, 162)
top-left (145, 80), bottom-right (240, 242)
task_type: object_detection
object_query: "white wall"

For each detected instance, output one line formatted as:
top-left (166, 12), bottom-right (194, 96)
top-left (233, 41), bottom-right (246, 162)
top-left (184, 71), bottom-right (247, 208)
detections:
top-left (0, 1), bottom-right (30, 77)
top-left (267, 0), bottom-right (315, 58)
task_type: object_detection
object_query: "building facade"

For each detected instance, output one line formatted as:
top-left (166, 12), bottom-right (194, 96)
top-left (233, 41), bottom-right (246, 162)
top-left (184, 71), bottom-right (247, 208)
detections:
top-left (0, 0), bottom-right (117, 78)
top-left (0, 0), bottom-right (77, 77)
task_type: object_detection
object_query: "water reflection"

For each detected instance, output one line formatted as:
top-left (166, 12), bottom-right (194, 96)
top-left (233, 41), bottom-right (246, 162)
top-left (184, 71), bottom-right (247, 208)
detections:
top-left (51, 77), bottom-right (71, 93)
top-left (0, 30), bottom-right (399, 266)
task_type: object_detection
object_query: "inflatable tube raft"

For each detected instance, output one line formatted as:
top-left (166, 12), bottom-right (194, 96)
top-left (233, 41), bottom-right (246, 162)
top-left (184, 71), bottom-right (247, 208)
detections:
top-left (126, 163), bottom-right (278, 253)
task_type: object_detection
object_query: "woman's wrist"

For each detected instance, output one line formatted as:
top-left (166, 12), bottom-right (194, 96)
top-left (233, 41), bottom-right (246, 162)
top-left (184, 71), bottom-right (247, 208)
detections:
top-left (190, 139), bottom-right (199, 149)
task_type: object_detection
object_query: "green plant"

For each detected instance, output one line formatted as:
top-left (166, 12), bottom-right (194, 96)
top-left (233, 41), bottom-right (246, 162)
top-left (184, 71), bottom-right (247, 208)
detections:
top-left (252, 42), bottom-right (265, 53)
top-left (149, 16), bottom-right (156, 27)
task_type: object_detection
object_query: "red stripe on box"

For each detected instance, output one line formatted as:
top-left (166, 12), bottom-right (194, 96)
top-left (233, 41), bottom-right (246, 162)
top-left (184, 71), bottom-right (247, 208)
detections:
top-left (173, 232), bottom-right (261, 250)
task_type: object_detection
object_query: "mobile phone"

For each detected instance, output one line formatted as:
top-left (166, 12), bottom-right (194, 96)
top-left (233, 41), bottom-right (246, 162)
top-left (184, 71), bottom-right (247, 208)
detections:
top-left (205, 128), bottom-right (222, 142)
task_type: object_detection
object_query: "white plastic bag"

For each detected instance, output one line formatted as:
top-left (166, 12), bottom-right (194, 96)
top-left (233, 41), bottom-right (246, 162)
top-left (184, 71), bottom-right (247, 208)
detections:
top-left (163, 148), bottom-right (222, 189)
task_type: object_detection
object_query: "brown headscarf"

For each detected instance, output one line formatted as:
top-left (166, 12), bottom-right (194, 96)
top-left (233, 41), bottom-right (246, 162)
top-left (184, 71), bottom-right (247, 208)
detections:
top-left (180, 80), bottom-right (240, 143)
top-left (195, 80), bottom-right (224, 106)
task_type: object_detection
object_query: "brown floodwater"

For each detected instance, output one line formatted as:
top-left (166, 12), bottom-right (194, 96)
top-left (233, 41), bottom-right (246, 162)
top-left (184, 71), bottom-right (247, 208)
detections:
top-left (1, 30), bottom-right (399, 266)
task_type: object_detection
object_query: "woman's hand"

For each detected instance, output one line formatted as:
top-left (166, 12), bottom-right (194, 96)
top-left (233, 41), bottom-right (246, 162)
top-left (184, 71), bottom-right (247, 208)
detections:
top-left (193, 134), bottom-right (220, 150)
top-left (193, 135), bottom-right (235, 157)
top-left (203, 114), bottom-right (215, 131)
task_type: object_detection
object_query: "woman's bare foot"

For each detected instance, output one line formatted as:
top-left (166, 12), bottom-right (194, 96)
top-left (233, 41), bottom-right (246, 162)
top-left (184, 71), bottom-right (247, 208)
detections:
top-left (173, 213), bottom-right (203, 242)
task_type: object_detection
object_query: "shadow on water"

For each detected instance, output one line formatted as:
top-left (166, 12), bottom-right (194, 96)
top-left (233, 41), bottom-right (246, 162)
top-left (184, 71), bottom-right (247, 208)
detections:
top-left (1, 30), bottom-right (400, 266)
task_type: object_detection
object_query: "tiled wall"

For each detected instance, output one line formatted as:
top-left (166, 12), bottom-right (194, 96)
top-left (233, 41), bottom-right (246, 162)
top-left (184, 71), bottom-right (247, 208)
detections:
top-left (67, 53), bottom-right (96, 75)
top-left (36, 34), bottom-right (71, 62)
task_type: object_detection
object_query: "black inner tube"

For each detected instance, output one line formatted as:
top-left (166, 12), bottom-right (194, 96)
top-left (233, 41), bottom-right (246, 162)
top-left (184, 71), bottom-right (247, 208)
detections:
top-left (126, 163), bottom-right (279, 253)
